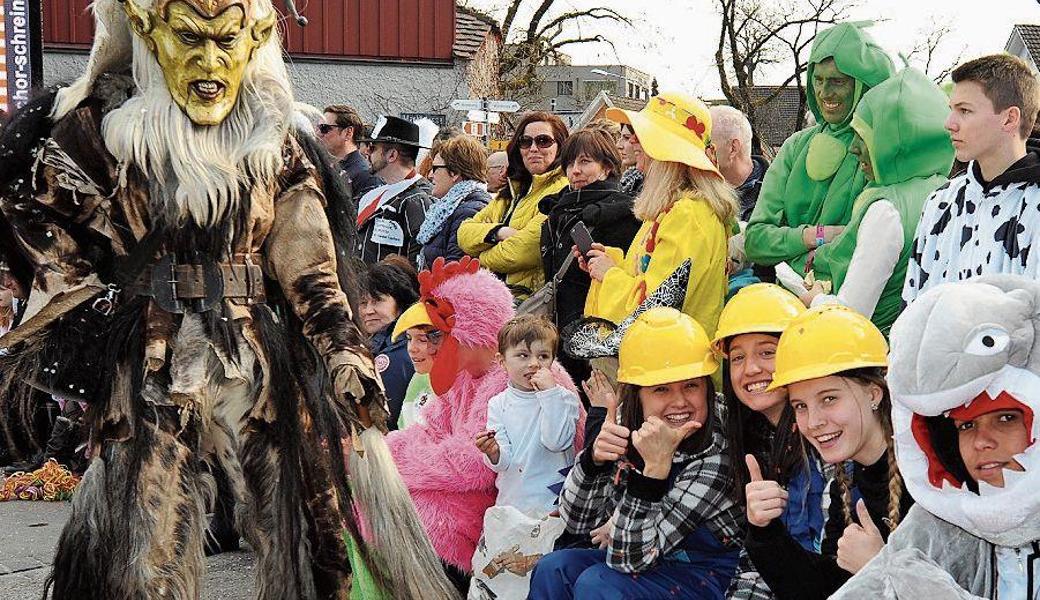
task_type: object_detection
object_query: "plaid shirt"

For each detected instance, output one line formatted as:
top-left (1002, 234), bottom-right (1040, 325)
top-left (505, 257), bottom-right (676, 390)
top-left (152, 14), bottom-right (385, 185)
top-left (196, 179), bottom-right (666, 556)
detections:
top-left (559, 398), bottom-right (745, 574)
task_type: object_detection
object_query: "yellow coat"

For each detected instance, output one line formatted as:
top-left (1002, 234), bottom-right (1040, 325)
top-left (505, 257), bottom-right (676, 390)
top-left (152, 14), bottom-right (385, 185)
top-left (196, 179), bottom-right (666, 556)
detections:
top-left (585, 196), bottom-right (729, 339)
top-left (457, 169), bottom-right (567, 295)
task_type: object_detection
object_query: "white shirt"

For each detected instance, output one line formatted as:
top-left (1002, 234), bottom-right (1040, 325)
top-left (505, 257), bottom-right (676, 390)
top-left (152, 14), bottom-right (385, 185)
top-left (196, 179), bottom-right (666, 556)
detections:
top-left (484, 384), bottom-right (580, 516)
top-left (812, 201), bottom-right (904, 317)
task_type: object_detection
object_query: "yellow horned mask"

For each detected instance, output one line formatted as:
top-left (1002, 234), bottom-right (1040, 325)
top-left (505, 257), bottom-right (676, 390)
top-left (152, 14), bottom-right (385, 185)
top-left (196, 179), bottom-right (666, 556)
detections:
top-left (121, 0), bottom-right (276, 125)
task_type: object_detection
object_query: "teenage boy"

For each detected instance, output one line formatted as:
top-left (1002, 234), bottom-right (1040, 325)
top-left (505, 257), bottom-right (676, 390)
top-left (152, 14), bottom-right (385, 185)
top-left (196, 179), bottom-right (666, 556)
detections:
top-left (903, 54), bottom-right (1040, 303)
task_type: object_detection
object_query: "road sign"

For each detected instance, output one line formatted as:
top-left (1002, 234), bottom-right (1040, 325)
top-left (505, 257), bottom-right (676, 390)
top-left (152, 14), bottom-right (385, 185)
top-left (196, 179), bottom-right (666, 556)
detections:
top-left (485, 100), bottom-right (521, 113)
top-left (462, 121), bottom-right (487, 138)
top-left (466, 109), bottom-right (500, 124)
top-left (450, 99), bottom-right (484, 111)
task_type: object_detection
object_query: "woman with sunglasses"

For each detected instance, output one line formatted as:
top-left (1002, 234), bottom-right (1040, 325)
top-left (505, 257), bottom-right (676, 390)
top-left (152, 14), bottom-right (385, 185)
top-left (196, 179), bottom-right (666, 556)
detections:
top-left (458, 112), bottom-right (569, 300)
top-left (581, 92), bottom-right (738, 343)
top-left (419, 135), bottom-right (491, 269)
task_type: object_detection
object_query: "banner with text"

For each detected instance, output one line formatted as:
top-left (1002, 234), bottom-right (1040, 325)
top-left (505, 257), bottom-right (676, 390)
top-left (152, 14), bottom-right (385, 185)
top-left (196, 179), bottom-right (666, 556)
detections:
top-left (1, 0), bottom-right (42, 116)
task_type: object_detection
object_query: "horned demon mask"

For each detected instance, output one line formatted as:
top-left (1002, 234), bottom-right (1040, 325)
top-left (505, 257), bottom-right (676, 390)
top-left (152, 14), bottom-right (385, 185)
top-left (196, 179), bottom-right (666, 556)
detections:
top-left (888, 275), bottom-right (1040, 547)
top-left (121, 0), bottom-right (275, 125)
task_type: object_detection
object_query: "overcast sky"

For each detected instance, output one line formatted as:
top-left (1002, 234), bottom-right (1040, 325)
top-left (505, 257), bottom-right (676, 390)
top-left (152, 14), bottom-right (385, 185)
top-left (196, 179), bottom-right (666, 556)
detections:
top-left (468, 0), bottom-right (1040, 99)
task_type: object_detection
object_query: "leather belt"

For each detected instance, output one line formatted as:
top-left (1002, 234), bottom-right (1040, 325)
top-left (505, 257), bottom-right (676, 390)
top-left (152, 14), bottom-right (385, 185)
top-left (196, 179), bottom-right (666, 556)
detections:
top-left (131, 254), bottom-right (266, 313)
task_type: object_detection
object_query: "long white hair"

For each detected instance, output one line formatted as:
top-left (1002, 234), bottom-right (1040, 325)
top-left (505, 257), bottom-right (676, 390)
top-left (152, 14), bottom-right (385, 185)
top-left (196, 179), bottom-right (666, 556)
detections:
top-left (91, 0), bottom-right (293, 226)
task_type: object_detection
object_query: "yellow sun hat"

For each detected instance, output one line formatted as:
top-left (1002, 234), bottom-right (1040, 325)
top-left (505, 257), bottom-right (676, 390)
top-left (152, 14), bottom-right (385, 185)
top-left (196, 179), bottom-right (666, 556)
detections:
top-left (606, 91), bottom-right (722, 177)
top-left (391, 302), bottom-right (434, 340)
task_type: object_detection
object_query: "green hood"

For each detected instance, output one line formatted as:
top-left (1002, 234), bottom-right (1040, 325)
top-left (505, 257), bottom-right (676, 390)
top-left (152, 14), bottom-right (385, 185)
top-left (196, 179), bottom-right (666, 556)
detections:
top-left (806, 22), bottom-right (895, 126)
top-left (851, 67), bottom-right (955, 186)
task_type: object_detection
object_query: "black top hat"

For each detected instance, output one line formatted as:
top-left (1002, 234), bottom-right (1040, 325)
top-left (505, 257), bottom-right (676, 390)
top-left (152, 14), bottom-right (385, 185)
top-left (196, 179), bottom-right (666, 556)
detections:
top-left (360, 116), bottom-right (429, 148)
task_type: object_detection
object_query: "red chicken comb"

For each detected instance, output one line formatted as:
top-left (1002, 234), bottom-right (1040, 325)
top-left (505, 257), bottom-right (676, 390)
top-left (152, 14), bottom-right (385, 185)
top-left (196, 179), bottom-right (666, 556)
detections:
top-left (418, 256), bottom-right (481, 299)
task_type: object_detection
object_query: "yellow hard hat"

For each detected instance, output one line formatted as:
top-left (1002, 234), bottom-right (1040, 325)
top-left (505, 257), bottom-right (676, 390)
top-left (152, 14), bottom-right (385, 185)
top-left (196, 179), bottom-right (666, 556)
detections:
top-left (391, 302), bottom-right (434, 340)
top-left (713, 284), bottom-right (806, 354)
top-left (618, 307), bottom-right (719, 386)
top-left (767, 304), bottom-right (888, 391)
top-left (606, 91), bottom-right (721, 177)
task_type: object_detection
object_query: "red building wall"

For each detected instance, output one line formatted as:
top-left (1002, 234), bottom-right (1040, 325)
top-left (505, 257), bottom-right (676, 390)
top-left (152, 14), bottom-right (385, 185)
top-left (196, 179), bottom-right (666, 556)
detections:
top-left (43, 0), bottom-right (456, 63)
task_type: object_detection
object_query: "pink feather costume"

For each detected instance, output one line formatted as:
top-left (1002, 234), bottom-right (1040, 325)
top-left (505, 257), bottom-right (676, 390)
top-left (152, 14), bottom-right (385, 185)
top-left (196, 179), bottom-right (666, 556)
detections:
top-left (386, 260), bottom-right (585, 570)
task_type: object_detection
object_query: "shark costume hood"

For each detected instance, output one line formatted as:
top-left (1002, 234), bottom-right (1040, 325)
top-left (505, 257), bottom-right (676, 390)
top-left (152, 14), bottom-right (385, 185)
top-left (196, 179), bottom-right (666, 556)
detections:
top-left (887, 274), bottom-right (1040, 548)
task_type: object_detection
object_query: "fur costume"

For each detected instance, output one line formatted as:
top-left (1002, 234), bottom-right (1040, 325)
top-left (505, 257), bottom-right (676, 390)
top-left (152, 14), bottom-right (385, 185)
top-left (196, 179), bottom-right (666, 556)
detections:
top-left (0, 0), bottom-right (451, 598)
top-left (833, 274), bottom-right (1040, 599)
top-left (385, 259), bottom-right (585, 570)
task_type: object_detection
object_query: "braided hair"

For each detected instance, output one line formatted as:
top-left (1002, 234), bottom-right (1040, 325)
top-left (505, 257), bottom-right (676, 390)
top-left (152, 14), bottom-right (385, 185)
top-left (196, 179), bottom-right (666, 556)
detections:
top-left (834, 367), bottom-right (905, 531)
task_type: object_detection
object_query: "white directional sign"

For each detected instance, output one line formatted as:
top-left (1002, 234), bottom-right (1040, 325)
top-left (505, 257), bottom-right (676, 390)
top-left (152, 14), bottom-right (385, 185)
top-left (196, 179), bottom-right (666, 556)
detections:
top-left (450, 99), bottom-right (484, 111)
top-left (467, 109), bottom-right (500, 124)
top-left (485, 100), bottom-right (521, 113)
top-left (451, 98), bottom-right (521, 113)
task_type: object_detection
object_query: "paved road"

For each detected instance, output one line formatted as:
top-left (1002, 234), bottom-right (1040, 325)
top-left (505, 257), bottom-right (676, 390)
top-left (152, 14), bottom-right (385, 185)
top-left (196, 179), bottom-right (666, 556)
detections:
top-left (0, 501), bottom-right (257, 599)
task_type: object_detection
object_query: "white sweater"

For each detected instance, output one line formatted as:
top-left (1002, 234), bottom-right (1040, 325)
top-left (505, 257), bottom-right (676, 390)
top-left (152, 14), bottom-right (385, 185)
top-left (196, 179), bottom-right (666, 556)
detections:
top-left (484, 384), bottom-right (580, 516)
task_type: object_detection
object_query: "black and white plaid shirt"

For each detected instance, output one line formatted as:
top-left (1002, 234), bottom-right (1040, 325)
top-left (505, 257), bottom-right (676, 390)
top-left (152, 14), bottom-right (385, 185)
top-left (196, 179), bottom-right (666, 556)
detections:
top-left (558, 398), bottom-right (745, 573)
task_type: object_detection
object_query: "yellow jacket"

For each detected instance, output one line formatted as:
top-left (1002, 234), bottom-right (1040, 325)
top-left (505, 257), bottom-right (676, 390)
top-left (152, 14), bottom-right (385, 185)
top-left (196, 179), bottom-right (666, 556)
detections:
top-left (585, 196), bottom-right (729, 339)
top-left (457, 169), bottom-right (567, 295)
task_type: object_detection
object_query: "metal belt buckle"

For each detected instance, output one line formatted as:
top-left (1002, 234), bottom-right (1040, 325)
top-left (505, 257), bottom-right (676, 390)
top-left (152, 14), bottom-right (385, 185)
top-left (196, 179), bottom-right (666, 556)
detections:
top-left (151, 255), bottom-right (225, 314)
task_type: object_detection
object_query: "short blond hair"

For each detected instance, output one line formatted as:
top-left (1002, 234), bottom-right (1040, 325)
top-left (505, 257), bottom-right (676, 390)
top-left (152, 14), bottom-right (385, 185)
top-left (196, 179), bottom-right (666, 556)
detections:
top-left (635, 160), bottom-right (739, 224)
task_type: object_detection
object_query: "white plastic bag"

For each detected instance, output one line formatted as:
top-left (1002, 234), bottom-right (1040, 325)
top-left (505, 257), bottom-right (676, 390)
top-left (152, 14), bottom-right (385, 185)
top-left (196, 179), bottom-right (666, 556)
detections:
top-left (468, 506), bottom-right (567, 600)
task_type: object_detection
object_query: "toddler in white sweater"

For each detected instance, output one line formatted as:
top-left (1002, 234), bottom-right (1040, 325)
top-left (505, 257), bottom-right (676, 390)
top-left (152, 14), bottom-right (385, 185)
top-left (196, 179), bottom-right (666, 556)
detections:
top-left (475, 315), bottom-right (580, 516)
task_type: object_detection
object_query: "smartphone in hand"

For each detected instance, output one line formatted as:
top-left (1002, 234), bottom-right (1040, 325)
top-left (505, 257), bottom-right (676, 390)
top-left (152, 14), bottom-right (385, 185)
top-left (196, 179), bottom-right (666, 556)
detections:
top-left (571, 221), bottom-right (594, 257)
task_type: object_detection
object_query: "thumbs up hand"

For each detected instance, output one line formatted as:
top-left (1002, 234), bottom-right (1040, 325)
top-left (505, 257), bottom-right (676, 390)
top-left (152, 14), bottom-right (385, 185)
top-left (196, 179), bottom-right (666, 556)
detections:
top-left (744, 454), bottom-right (789, 527)
top-left (587, 371), bottom-right (631, 466)
top-left (836, 499), bottom-right (885, 574)
top-left (631, 416), bottom-right (702, 479)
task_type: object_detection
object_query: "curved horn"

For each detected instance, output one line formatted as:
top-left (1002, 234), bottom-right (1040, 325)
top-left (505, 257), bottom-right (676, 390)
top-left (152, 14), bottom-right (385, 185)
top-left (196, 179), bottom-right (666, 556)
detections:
top-left (283, 0), bottom-right (308, 26)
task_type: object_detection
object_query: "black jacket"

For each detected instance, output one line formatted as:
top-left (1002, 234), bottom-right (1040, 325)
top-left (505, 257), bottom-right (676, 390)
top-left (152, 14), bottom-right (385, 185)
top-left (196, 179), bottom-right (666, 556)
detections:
top-left (539, 179), bottom-right (642, 328)
top-left (356, 177), bottom-right (434, 265)
top-left (369, 320), bottom-right (414, 431)
top-left (737, 155), bottom-right (769, 222)
top-left (744, 454), bottom-right (914, 600)
top-left (339, 150), bottom-right (383, 200)
top-left (419, 187), bottom-right (490, 268)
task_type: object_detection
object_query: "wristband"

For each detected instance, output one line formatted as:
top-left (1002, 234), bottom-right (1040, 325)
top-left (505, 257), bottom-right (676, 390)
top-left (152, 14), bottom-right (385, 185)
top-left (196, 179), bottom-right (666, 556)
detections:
top-left (815, 225), bottom-right (826, 248)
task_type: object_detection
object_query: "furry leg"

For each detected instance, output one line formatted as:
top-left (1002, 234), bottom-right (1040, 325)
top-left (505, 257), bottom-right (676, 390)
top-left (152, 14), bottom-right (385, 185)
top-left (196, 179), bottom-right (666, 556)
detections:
top-left (238, 419), bottom-right (316, 600)
top-left (45, 407), bottom-right (206, 600)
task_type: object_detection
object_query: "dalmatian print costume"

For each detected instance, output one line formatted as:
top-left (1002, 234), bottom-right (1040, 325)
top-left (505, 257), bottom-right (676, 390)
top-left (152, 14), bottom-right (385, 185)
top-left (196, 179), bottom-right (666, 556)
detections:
top-left (903, 156), bottom-right (1040, 304)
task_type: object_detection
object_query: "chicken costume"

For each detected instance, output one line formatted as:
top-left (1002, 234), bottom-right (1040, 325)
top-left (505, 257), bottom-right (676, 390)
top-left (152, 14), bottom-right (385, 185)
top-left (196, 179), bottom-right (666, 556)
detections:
top-left (386, 257), bottom-right (585, 572)
top-left (832, 275), bottom-right (1040, 599)
top-left (0, 0), bottom-right (450, 598)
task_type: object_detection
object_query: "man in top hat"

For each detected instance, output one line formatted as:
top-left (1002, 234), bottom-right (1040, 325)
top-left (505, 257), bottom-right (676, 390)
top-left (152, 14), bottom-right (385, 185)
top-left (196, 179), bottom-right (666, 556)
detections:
top-left (357, 116), bottom-right (435, 264)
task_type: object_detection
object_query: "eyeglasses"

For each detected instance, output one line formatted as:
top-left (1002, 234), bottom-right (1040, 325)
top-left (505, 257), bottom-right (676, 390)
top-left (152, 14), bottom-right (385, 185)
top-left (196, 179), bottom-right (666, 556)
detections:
top-left (518, 134), bottom-right (556, 150)
top-left (316, 123), bottom-right (345, 134)
top-left (430, 164), bottom-right (450, 174)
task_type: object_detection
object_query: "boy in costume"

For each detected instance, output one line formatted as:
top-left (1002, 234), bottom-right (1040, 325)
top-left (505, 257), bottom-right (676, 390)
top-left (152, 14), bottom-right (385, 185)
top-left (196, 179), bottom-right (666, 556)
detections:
top-left (832, 275), bottom-right (1040, 599)
top-left (0, 0), bottom-right (451, 598)
top-left (746, 22), bottom-right (894, 276)
top-left (903, 54), bottom-right (1040, 303)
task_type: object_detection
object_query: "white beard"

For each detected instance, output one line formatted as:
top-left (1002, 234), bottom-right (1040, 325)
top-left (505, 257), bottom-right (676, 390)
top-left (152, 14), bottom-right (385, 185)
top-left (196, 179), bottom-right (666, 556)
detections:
top-left (101, 36), bottom-right (293, 227)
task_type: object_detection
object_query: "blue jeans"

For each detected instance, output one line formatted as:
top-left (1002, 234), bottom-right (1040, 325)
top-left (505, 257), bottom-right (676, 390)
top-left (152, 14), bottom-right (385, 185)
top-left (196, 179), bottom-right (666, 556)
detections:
top-left (528, 549), bottom-right (731, 600)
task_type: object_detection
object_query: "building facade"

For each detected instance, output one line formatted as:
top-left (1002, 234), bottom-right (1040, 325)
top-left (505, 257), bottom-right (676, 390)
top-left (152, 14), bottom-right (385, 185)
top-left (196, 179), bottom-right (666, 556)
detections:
top-left (532, 64), bottom-right (654, 127)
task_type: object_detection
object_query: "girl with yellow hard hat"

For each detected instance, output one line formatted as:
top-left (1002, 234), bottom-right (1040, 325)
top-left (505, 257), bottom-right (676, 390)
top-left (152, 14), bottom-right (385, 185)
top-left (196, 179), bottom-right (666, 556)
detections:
top-left (529, 307), bottom-right (743, 600)
top-left (743, 304), bottom-right (913, 599)
top-left (712, 284), bottom-right (831, 600)
top-left (578, 92), bottom-right (740, 343)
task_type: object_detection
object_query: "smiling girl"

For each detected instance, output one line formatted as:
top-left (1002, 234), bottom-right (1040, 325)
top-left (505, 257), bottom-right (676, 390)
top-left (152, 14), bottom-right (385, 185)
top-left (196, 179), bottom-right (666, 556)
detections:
top-left (711, 284), bottom-right (828, 600)
top-left (743, 305), bottom-right (912, 600)
top-left (528, 307), bottom-right (744, 599)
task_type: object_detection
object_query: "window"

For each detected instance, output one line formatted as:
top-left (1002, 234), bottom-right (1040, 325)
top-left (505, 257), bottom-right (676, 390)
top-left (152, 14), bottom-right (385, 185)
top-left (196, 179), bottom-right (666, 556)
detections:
top-left (557, 81), bottom-right (574, 96)
top-left (628, 82), bottom-right (635, 98)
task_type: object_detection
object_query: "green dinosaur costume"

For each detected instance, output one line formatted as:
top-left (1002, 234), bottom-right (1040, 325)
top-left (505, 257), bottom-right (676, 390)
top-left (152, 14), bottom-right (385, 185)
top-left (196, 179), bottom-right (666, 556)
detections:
top-left (745, 22), bottom-right (895, 272)
top-left (813, 67), bottom-right (954, 334)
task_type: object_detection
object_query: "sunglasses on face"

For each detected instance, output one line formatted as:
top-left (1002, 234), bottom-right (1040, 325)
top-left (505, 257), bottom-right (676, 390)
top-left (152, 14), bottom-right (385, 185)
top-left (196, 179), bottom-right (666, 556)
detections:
top-left (518, 134), bottom-right (556, 150)
top-left (316, 123), bottom-right (345, 134)
top-left (430, 164), bottom-right (450, 174)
